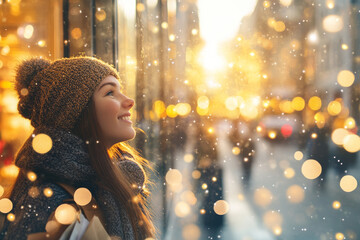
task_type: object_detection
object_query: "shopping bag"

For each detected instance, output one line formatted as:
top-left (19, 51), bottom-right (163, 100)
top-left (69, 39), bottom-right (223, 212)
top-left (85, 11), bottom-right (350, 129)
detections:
top-left (59, 211), bottom-right (89, 240)
top-left (28, 212), bottom-right (110, 240)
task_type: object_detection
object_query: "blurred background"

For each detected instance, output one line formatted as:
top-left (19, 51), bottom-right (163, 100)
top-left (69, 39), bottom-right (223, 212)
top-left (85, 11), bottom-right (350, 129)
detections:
top-left (0, 0), bottom-right (360, 239)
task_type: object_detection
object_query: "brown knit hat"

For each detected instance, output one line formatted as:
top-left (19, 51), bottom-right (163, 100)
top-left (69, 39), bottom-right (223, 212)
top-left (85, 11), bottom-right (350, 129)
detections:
top-left (15, 56), bottom-right (120, 130)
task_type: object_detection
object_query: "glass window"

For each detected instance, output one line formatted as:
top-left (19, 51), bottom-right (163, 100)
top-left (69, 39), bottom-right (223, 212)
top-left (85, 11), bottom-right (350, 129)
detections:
top-left (0, 0), bottom-right (62, 188)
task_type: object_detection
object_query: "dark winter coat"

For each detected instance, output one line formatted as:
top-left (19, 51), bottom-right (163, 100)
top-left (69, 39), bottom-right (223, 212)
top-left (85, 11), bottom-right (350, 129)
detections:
top-left (0, 126), bottom-right (144, 240)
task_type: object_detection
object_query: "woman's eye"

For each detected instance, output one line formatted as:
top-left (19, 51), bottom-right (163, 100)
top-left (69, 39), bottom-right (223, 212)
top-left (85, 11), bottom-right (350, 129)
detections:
top-left (105, 91), bottom-right (114, 96)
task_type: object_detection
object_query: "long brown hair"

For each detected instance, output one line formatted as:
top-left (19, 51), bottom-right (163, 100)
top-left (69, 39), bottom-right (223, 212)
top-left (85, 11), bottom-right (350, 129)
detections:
top-left (72, 98), bottom-right (155, 239)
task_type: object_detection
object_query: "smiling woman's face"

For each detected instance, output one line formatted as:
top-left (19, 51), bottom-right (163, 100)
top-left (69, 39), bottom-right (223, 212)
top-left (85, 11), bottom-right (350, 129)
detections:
top-left (93, 75), bottom-right (135, 148)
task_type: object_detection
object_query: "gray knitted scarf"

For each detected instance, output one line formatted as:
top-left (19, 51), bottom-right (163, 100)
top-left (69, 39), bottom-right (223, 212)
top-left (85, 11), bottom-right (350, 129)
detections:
top-left (15, 126), bottom-right (145, 240)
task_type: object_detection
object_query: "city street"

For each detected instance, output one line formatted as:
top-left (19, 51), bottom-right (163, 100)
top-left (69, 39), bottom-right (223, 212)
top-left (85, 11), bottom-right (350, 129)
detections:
top-left (156, 120), bottom-right (360, 240)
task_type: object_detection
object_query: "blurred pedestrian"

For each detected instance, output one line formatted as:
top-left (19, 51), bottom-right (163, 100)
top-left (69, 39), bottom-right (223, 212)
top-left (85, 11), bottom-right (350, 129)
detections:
top-left (229, 119), bottom-right (256, 189)
top-left (0, 57), bottom-right (155, 239)
top-left (194, 120), bottom-right (224, 230)
top-left (307, 125), bottom-right (331, 189)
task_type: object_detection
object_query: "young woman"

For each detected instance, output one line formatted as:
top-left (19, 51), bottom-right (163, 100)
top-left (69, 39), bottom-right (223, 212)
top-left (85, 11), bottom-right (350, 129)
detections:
top-left (0, 57), bottom-right (155, 239)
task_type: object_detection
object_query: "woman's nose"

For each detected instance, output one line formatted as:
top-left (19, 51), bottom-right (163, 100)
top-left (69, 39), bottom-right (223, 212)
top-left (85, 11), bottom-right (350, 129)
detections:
top-left (122, 96), bottom-right (135, 109)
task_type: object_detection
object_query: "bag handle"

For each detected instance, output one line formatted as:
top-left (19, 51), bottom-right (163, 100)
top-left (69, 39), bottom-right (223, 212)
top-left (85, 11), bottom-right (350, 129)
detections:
top-left (57, 183), bottom-right (105, 225)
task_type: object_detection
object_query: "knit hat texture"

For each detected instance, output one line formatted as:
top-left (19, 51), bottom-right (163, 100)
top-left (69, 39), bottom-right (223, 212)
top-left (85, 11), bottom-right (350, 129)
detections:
top-left (15, 56), bottom-right (120, 130)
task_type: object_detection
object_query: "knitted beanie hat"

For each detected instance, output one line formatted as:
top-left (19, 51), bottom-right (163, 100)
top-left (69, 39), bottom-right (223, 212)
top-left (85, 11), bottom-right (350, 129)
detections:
top-left (15, 56), bottom-right (120, 131)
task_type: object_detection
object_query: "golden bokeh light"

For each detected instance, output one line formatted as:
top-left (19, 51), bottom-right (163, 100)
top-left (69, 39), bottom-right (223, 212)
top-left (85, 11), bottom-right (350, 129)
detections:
top-left (284, 168), bottom-right (295, 179)
top-left (213, 200), bottom-right (229, 215)
top-left (311, 133), bottom-right (318, 139)
top-left (280, 0), bottom-right (293, 7)
top-left (54, 204), bottom-right (77, 225)
top-left (181, 191), bottom-right (197, 205)
top-left (201, 183), bottom-right (208, 190)
top-left (232, 147), bottom-right (241, 155)
top-left (24, 24), bottom-right (34, 39)
top-left (331, 128), bottom-right (349, 145)
top-left (323, 15), bottom-right (343, 33)
top-left (74, 188), bottom-right (92, 206)
top-left (200, 209), bottom-right (206, 214)
top-left (263, 100), bottom-right (270, 108)
top-left (340, 175), bottom-right (358, 192)
top-left (263, 1), bottom-right (270, 8)
top-left (136, 3), bottom-right (145, 12)
top-left (192, 170), bottom-right (201, 179)
top-left (341, 44), bottom-right (348, 50)
top-left (308, 96), bottom-right (322, 111)
top-left (332, 201), bottom-right (341, 210)
top-left (166, 104), bottom-right (178, 118)
top-left (0, 165), bottom-right (19, 179)
top-left (326, 0), bottom-right (335, 9)
top-left (71, 28), bottom-right (82, 40)
top-left (273, 226), bottom-right (283, 236)
top-left (182, 224), bottom-right (201, 240)
top-left (294, 151), bottom-right (303, 161)
top-left (175, 201), bottom-right (191, 218)
top-left (43, 187), bottom-right (53, 198)
top-left (191, 28), bottom-right (198, 35)
top-left (291, 97), bottom-right (305, 111)
top-left (343, 134), bottom-right (360, 153)
top-left (274, 21), bottom-right (286, 32)
top-left (153, 100), bottom-right (166, 118)
top-left (225, 97), bottom-right (238, 111)
top-left (37, 40), bottom-right (46, 47)
top-left (286, 185), bottom-right (305, 203)
top-left (335, 232), bottom-right (345, 240)
top-left (1, 46), bottom-right (10, 56)
top-left (166, 169), bottom-right (183, 187)
top-left (279, 100), bottom-right (294, 114)
top-left (240, 104), bottom-right (259, 120)
top-left (175, 103), bottom-right (191, 116)
top-left (20, 88), bottom-right (29, 96)
top-left (254, 188), bottom-right (273, 207)
top-left (46, 220), bottom-right (61, 234)
top-left (7, 213), bottom-right (15, 222)
top-left (267, 18), bottom-right (276, 27)
top-left (0, 198), bottom-right (13, 213)
top-left (344, 117), bottom-right (356, 129)
top-left (301, 159), bottom-right (322, 179)
top-left (28, 186), bottom-right (40, 198)
top-left (314, 112), bottom-right (326, 128)
top-left (208, 127), bottom-right (214, 134)
top-left (95, 9), bottom-right (106, 21)
top-left (268, 131), bottom-right (277, 139)
top-left (263, 211), bottom-right (283, 229)
top-left (169, 34), bottom-right (176, 42)
top-left (197, 96), bottom-right (209, 109)
top-left (27, 171), bottom-right (37, 182)
top-left (196, 106), bottom-right (208, 116)
top-left (184, 154), bottom-right (194, 163)
top-left (161, 22), bottom-right (168, 29)
top-left (32, 133), bottom-right (53, 154)
top-left (327, 101), bottom-right (342, 116)
top-left (238, 194), bottom-right (245, 201)
top-left (337, 70), bottom-right (355, 87)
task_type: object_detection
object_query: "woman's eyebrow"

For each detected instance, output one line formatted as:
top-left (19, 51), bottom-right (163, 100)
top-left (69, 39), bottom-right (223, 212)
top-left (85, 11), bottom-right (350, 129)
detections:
top-left (97, 82), bottom-right (118, 92)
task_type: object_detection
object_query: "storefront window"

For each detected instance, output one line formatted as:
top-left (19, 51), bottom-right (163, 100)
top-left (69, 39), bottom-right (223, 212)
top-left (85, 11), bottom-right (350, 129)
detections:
top-left (0, 0), bottom-right (62, 189)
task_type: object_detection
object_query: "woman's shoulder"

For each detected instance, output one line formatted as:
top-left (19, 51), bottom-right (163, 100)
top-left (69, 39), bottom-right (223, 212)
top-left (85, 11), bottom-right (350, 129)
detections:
top-left (1, 179), bottom-right (75, 239)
